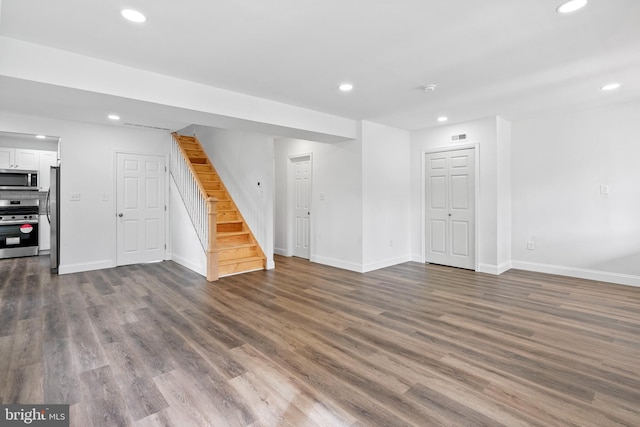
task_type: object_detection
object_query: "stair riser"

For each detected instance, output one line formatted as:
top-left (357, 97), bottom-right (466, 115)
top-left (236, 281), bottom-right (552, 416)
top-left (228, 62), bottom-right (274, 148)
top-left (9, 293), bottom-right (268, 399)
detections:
top-left (189, 158), bottom-right (208, 164)
top-left (210, 190), bottom-right (229, 200)
top-left (216, 201), bottom-right (234, 210)
top-left (203, 182), bottom-right (224, 191)
top-left (216, 211), bottom-right (239, 221)
top-left (219, 259), bottom-right (265, 276)
top-left (218, 246), bottom-right (259, 261)
top-left (193, 165), bottom-right (213, 172)
top-left (217, 234), bottom-right (251, 245)
top-left (217, 223), bottom-right (244, 233)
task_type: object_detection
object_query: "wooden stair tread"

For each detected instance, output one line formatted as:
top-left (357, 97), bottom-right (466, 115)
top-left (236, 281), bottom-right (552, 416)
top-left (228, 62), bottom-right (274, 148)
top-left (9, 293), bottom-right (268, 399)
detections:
top-left (217, 230), bottom-right (250, 236)
top-left (218, 256), bottom-right (264, 265)
top-left (218, 242), bottom-right (257, 250)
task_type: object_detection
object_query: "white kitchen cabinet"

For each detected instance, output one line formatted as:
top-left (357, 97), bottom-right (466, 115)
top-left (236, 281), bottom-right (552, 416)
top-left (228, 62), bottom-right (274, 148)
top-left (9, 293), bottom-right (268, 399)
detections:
top-left (0, 147), bottom-right (13, 169)
top-left (15, 149), bottom-right (39, 170)
top-left (39, 214), bottom-right (51, 252)
top-left (39, 151), bottom-right (58, 190)
top-left (0, 148), bottom-right (40, 170)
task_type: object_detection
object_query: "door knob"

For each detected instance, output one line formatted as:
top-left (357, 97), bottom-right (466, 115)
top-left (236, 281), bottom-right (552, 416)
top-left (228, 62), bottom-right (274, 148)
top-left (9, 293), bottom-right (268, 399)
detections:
top-left (118, 213), bottom-right (123, 217)
top-left (448, 213), bottom-right (452, 216)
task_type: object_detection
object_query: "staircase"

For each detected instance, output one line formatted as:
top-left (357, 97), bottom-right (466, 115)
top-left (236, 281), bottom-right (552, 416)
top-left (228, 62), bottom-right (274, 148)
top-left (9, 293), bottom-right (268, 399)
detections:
top-left (172, 133), bottom-right (266, 279)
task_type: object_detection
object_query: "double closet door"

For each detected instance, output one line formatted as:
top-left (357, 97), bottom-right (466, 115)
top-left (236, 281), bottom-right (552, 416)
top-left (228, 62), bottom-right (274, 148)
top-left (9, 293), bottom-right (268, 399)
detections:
top-left (425, 148), bottom-right (475, 270)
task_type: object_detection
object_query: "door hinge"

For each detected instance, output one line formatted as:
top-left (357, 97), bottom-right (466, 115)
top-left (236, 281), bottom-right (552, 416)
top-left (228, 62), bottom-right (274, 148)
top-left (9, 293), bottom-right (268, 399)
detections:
top-left (164, 205), bottom-right (167, 211)
top-left (165, 166), bottom-right (167, 172)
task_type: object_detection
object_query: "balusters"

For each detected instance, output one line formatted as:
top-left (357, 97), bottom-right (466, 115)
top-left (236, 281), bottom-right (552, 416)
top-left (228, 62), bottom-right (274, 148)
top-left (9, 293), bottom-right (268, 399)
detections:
top-left (169, 136), bottom-right (209, 250)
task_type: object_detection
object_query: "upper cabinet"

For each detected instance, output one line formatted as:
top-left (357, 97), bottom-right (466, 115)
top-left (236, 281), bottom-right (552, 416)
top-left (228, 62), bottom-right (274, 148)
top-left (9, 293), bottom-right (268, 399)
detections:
top-left (0, 147), bottom-right (14, 169)
top-left (0, 147), bottom-right (40, 170)
top-left (39, 151), bottom-right (58, 190)
top-left (0, 147), bottom-right (57, 190)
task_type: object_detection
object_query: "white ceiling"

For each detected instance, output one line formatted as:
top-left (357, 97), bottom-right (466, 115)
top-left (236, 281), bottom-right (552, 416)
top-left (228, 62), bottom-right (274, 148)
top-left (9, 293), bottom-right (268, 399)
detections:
top-left (1, 0), bottom-right (639, 131)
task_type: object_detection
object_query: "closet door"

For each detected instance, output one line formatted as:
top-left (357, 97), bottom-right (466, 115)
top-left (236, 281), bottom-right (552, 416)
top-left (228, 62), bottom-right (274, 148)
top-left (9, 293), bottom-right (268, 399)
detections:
top-left (425, 148), bottom-right (475, 269)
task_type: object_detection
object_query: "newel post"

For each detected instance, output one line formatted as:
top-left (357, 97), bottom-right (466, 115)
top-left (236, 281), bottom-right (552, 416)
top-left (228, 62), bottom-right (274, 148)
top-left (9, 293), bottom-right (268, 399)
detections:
top-left (206, 197), bottom-right (219, 282)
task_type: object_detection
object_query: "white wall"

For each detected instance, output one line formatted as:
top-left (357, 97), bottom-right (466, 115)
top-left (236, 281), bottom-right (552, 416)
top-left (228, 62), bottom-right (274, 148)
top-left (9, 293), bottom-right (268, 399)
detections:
top-left (182, 125), bottom-right (275, 269)
top-left (411, 117), bottom-right (509, 273)
top-left (361, 121), bottom-right (412, 271)
top-left (0, 112), bottom-right (169, 273)
top-left (169, 178), bottom-right (207, 276)
top-left (275, 137), bottom-right (363, 271)
top-left (511, 102), bottom-right (640, 286)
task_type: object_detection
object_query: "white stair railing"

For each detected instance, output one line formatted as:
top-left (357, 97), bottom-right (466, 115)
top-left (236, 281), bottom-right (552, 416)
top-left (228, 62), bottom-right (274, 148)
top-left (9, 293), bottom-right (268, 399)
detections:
top-left (170, 135), bottom-right (208, 250)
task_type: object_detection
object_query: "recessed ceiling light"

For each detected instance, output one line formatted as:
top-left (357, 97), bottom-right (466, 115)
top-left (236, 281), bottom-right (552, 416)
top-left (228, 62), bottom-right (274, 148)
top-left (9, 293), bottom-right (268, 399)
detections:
top-left (36, 135), bottom-right (46, 139)
top-left (600, 82), bottom-right (621, 91)
top-left (437, 116), bottom-right (448, 122)
top-left (108, 114), bottom-right (121, 121)
top-left (339, 83), bottom-right (353, 92)
top-left (556, 0), bottom-right (588, 14)
top-left (423, 84), bottom-right (437, 92)
top-left (121, 9), bottom-right (146, 23)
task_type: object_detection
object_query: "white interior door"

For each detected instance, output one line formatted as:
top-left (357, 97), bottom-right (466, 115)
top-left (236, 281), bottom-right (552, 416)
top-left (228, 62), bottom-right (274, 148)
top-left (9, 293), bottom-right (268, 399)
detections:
top-left (425, 148), bottom-right (475, 269)
top-left (116, 152), bottom-right (166, 266)
top-left (291, 155), bottom-right (311, 259)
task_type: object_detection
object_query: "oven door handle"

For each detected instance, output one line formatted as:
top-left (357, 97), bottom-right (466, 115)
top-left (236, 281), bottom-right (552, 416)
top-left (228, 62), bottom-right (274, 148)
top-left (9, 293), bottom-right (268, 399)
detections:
top-left (0, 220), bottom-right (39, 225)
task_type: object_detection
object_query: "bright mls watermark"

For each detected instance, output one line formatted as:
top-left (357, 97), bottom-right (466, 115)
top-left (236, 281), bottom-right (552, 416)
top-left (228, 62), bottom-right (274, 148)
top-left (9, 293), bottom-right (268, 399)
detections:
top-left (1, 405), bottom-right (69, 427)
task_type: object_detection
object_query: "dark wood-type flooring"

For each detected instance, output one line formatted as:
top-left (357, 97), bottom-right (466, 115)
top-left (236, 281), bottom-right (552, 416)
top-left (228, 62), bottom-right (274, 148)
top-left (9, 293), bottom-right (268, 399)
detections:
top-left (1, 255), bottom-right (639, 426)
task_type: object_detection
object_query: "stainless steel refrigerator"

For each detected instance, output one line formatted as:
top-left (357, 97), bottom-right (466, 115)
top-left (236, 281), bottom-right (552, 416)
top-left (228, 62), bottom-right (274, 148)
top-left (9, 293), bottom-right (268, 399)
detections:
top-left (47, 166), bottom-right (60, 273)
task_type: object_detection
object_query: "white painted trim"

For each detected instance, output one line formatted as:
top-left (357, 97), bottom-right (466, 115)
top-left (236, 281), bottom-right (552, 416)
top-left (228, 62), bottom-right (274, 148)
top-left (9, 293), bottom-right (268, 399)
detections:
top-left (273, 247), bottom-right (287, 256)
top-left (478, 261), bottom-right (512, 275)
top-left (362, 255), bottom-right (413, 273)
top-left (59, 260), bottom-right (114, 275)
top-left (311, 255), bottom-right (363, 273)
top-left (511, 260), bottom-right (640, 288)
top-left (170, 253), bottom-right (206, 277)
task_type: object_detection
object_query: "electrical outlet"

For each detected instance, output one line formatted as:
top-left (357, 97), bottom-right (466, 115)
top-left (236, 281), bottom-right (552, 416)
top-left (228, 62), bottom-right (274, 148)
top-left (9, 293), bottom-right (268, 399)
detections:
top-left (70, 192), bottom-right (81, 201)
top-left (527, 240), bottom-right (535, 250)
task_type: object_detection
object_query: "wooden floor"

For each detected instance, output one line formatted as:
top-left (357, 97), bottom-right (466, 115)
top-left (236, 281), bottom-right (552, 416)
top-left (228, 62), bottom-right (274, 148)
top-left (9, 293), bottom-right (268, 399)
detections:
top-left (1, 255), bottom-right (639, 427)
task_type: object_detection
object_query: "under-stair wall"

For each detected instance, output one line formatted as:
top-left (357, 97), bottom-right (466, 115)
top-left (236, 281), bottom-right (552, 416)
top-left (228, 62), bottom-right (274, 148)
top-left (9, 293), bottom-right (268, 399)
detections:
top-left (180, 125), bottom-right (275, 270)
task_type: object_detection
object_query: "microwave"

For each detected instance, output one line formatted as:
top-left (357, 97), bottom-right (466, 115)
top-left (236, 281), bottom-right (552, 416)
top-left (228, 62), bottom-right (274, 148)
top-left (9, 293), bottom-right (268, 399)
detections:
top-left (0, 169), bottom-right (39, 190)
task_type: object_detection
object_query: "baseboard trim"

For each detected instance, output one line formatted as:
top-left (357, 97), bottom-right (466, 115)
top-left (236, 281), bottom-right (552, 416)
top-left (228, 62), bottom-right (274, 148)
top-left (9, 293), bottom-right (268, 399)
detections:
top-left (59, 260), bottom-right (115, 275)
top-left (311, 255), bottom-right (363, 273)
top-left (363, 255), bottom-right (413, 273)
top-left (170, 253), bottom-right (206, 277)
top-left (273, 247), bottom-right (288, 257)
top-left (511, 260), bottom-right (640, 288)
top-left (478, 261), bottom-right (512, 275)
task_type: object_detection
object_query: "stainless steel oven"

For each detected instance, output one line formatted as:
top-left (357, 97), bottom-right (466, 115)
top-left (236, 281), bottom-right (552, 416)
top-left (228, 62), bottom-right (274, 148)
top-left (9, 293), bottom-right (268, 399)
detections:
top-left (0, 199), bottom-right (40, 259)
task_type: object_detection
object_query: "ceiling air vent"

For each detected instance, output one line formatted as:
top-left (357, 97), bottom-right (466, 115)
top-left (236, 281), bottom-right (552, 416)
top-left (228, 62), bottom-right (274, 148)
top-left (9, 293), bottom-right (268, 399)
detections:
top-left (451, 133), bottom-right (467, 141)
top-left (123, 122), bottom-right (173, 132)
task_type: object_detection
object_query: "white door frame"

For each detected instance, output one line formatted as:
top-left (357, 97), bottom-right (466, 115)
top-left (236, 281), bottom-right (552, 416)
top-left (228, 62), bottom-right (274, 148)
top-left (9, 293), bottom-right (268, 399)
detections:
top-left (286, 153), bottom-right (313, 258)
top-left (421, 144), bottom-right (479, 270)
top-left (114, 150), bottom-right (169, 265)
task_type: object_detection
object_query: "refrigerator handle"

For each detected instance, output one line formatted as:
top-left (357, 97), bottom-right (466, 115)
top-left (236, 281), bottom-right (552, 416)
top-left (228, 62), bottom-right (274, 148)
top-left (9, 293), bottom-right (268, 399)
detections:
top-left (46, 189), bottom-right (51, 224)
